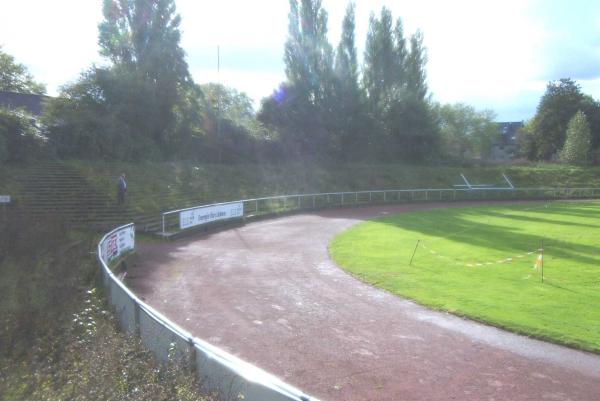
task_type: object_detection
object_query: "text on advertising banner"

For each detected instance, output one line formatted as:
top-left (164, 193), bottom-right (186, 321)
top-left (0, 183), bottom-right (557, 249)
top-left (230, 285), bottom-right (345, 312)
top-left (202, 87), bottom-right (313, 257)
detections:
top-left (101, 225), bottom-right (135, 264)
top-left (179, 202), bottom-right (244, 230)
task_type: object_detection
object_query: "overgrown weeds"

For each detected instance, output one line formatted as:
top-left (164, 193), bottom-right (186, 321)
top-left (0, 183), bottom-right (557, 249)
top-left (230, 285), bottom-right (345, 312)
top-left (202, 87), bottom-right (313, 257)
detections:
top-left (0, 212), bottom-right (214, 400)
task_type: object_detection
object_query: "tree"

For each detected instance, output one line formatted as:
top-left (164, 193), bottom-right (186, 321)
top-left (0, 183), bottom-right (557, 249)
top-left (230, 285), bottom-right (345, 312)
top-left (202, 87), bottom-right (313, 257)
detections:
top-left (405, 30), bottom-right (428, 102)
top-left (362, 8), bottom-right (398, 115)
top-left (0, 47), bottom-right (46, 94)
top-left (332, 2), bottom-right (369, 159)
top-left (284, 0), bottom-right (335, 107)
top-left (200, 83), bottom-right (255, 129)
top-left (362, 8), bottom-right (438, 161)
top-left (528, 79), bottom-right (587, 160)
top-left (197, 83), bottom-right (266, 162)
top-left (261, 0), bottom-right (337, 159)
top-left (0, 108), bottom-right (45, 163)
top-left (560, 111), bottom-right (591, 165)
top-left (98, 0), bottom-right (191, 151)
top-left (437, 103), bottom-right (498, 160)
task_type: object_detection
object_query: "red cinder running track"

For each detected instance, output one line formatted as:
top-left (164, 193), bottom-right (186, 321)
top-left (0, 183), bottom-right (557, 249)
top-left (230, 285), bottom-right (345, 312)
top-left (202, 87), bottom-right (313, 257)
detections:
top-left (128, 202), bottom-right (600, 401)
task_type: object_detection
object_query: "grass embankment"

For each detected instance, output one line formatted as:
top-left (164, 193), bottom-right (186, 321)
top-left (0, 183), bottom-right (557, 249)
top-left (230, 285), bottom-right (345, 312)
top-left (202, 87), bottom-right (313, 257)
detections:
top-left (67, 161), bottom-right (600, 215)
top-left (330, 201), bottom-right (600, 352)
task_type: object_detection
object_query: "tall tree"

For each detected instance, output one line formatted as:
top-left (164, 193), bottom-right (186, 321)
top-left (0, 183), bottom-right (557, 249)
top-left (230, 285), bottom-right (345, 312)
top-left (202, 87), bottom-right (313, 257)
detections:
top-left (528, 78), bottom-right (586, 160)
top-left (333, 2), bottom-right (369, 159)
top-left (362, 8), bottom-right (397, 113)
top-left (362, 9), bottom-right (437, 161)
top-left (405, 30), bottom-right (428, 101)
top-left (261, 0), bottom-right (336, 159)
top-left (284, 0), bottom-right (334, 107)
top-left (560, 111), bottom-right (591, 165)
top-left (0, 47), bottom-right (46, 94)
top-left (335, 3), bottom-right (359, 90)
top-left (98, 0), bottom-right (191, 151)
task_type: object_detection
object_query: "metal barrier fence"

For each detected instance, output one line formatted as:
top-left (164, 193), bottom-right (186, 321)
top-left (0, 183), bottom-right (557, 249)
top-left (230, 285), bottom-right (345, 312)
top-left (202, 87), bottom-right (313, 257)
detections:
top-left (97, 224), bottom-right (315, 401)
top-left (162, 187), bottom-right (600, 236)
top-left (100, 186), bottom-right (600, 401)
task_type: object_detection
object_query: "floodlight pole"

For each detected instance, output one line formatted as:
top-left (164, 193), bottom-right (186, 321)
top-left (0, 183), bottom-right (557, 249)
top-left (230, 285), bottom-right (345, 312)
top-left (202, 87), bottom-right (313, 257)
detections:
top-left (217, 45), bottom-right (222, 164)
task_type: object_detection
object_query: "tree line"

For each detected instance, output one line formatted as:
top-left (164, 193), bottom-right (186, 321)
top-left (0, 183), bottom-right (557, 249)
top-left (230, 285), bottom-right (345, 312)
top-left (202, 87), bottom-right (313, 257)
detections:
top-left (4, 0), bottom-right (566, 165)
top-left (518, 78), bottom-right (600, 165)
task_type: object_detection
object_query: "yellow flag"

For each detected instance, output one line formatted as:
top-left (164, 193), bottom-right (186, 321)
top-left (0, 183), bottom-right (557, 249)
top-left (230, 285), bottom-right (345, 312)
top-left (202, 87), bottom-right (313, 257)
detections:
top-left (533, 253), bottom-right (543, 269)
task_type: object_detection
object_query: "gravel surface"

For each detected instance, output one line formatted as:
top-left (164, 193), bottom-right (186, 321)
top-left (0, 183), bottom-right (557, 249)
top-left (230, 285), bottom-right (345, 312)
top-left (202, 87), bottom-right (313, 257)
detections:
top-left (129, 202), bottom-right (600, 401)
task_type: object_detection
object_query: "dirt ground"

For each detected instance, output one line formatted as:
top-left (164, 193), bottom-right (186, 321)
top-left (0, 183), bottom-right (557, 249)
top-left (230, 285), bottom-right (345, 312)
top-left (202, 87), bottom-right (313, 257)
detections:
top-left (128, 201), bottom-right (600, 401)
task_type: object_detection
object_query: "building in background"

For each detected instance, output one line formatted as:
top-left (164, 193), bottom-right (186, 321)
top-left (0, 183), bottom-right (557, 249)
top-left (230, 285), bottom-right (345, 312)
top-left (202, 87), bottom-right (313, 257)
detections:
top-left (491, 122), bottom-right (523, 161)
top-left (0, 91), bottom-right (49, 116)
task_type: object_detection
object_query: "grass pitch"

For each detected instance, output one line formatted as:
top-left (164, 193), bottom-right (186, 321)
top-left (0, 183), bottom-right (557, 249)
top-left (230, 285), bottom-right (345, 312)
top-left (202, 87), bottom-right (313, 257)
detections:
top-left (330, 201), bottom-right (600, 352)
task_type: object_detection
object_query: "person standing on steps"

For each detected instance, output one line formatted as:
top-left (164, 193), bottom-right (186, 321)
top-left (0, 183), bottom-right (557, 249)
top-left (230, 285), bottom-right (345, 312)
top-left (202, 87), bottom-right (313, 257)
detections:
top-left (117, 173), bottom-right (127, 205)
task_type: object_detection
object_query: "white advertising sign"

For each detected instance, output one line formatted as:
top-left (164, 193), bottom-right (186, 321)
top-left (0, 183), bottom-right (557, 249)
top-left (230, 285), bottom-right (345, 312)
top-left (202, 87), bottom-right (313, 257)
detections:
top-left (101, 225), bottom-right (135, 263)
top-left (0, 195), bottom-right (10, 203)
top-left (179, 201), bottom-right (244, 230)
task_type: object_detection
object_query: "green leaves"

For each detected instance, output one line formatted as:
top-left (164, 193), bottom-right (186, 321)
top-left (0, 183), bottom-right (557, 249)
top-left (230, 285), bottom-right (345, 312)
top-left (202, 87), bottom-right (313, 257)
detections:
top-left (0, 47), bottom-right (46, 95)
top-left (560, 111), bottom-right (592, 165)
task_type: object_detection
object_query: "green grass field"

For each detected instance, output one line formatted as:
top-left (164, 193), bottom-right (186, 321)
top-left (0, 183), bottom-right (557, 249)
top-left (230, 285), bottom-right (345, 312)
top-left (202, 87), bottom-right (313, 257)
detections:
top-left (330, 201), bottom-right (600, 352)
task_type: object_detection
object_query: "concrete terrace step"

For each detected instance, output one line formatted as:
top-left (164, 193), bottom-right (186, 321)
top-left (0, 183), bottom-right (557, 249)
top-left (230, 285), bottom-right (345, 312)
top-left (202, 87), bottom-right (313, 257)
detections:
top-left (14, 161), bottom-right (140, 229)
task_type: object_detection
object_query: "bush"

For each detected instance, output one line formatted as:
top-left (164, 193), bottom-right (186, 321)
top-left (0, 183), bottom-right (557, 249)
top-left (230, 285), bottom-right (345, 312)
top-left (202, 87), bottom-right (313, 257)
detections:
top-left (0, 289), bottom-right (213, 401)
top-left (0, 212), bottom-right (213, 400)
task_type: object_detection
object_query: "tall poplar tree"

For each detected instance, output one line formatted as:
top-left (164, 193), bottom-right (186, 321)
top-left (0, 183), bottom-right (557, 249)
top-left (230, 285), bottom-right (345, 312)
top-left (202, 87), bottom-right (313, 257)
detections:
top-left (362, 8), bottom-right (437, 161)
top-left (260, 0), bottom-right (336, 159)
top-left (333, 2), bottom-right (369, 159)
top-left (362, 8), bottom-right (397, 114)
top-left (98, 0), bottom-right (191, 150)
top-left (284, 0), bottom-right (334, 108)
top-left (405, 30), bottom-right (428, 101)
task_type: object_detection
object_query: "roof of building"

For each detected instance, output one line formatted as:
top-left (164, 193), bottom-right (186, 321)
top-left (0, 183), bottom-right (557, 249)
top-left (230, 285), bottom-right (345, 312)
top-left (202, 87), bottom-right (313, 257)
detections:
top-left (0, 91), bottom-right (50, 116)
top-left (496, 121), bottom-right (524, 145)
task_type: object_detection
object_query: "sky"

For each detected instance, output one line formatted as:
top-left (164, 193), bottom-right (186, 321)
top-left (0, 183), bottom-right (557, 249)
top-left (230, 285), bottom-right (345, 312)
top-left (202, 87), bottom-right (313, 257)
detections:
top-left (1, 0), bottom-right (599, 121)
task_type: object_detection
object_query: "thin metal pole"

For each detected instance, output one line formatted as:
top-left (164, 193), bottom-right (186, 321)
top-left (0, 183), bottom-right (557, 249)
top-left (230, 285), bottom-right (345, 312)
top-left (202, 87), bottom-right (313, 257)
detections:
top-left (217, 45), bottom-right (222, 163)
top-left (162, 214), bottom-right (165, 236)
top-left (409, 240), bottom-right (421, 266)
top-left (541, 239), bottom-right (544, 284)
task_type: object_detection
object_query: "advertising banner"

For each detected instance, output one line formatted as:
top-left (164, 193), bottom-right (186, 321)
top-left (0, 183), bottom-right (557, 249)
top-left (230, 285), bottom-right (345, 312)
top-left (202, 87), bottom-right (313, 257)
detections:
top-left (101, 225), bottom-right (135, 264)
top-left (179, 202), bottom-right (244, 230)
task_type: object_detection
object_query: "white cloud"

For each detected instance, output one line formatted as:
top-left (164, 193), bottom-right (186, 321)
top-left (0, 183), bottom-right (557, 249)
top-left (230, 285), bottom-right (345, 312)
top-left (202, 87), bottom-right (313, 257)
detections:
top-left (0, 0), bottom-right (103, 95)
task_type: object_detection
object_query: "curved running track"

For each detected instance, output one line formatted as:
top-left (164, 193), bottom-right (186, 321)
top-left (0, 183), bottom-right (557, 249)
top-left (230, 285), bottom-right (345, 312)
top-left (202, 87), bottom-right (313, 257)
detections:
top-left (129, 202), bottom-right (600, 401)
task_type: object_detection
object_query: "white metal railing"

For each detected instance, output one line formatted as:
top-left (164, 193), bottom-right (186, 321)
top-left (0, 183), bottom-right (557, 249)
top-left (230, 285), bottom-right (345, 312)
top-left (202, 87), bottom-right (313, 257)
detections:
top-left (97, 224), bottom-right (315, 401)
top-left (161, 187), bottom-right (600, 237)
